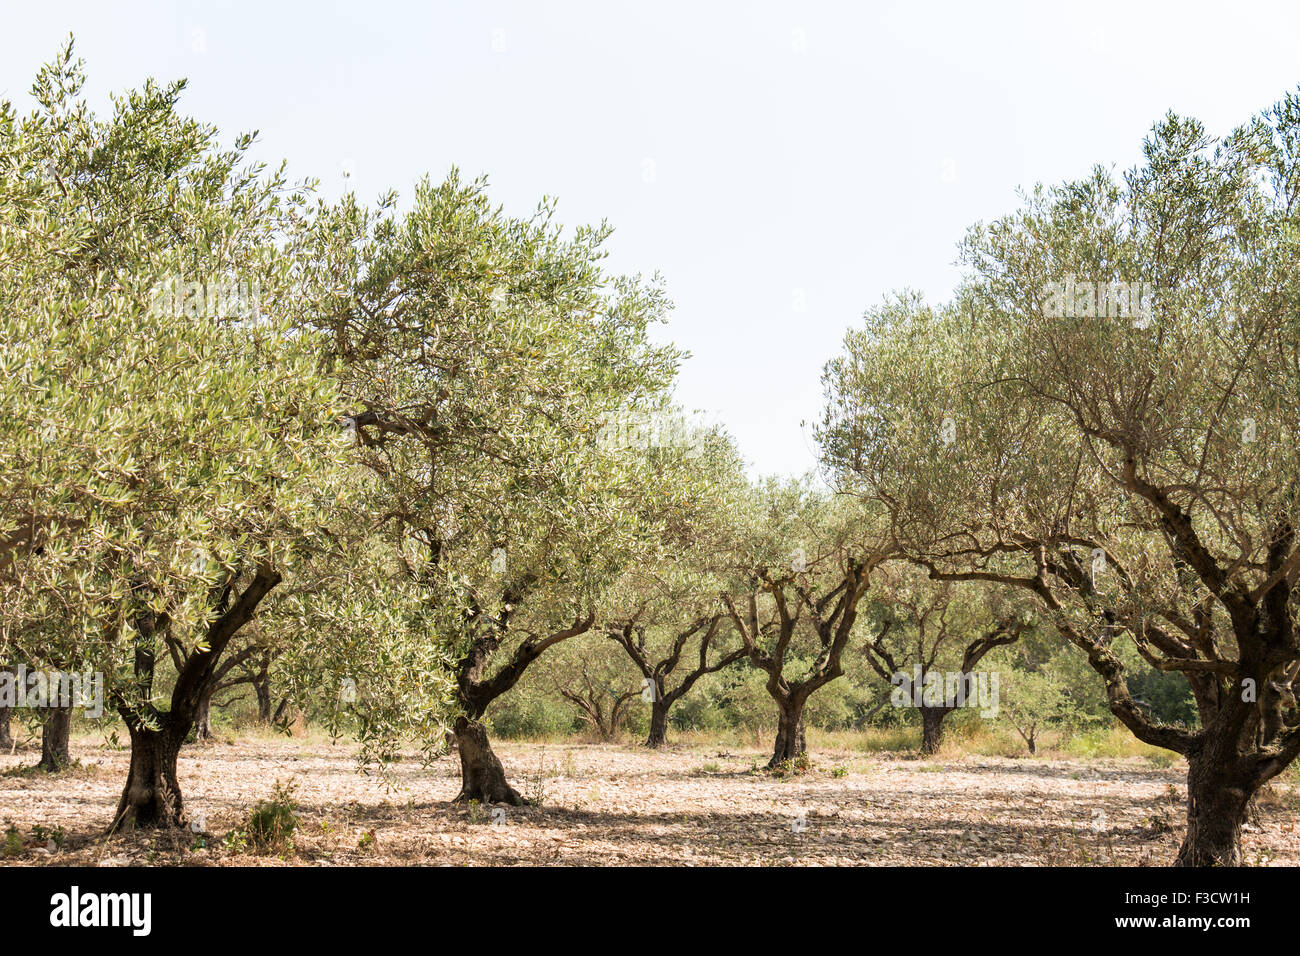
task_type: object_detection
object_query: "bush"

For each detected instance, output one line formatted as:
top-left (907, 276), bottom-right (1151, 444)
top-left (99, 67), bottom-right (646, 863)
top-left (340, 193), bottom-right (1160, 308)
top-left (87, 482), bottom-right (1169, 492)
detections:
top-left (243, 780), bottom-right (299, 853)
top-left (488, 694), bottom-right (579, 739)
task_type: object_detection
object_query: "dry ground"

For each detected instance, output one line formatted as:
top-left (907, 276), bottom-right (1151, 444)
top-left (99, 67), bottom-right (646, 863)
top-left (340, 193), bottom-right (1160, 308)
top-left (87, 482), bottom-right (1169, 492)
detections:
top-left (1, 735), bottom-right (1296, 866)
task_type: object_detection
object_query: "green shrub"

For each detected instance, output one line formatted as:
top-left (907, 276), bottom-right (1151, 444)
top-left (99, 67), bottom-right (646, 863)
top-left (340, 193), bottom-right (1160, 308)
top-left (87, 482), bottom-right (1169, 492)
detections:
top-left (244, 780), bottom-right (299, 853)
top-left (2, 824), bottom-right (22, 858)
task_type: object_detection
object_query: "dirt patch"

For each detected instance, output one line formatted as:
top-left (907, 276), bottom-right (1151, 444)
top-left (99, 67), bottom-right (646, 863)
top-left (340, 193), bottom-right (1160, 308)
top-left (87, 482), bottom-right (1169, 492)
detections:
top-left (1, 737), bottom-right (1295, 866)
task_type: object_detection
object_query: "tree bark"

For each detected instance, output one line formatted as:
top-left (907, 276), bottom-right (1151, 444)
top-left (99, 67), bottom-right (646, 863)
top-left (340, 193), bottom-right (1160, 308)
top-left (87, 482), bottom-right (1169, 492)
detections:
top-left (769, 698), bottom-right (807, 768)
top-left (0, 666), bottom-right (13, 751)
top-left (453, 716), bottom-right (524, 805)
top-left (112, 724), bottom-right (186, 831)
top-left (1175, 752), bottom-right (1252, 867)
top-left (194, 686), bottom-right (213, 741)
top-left (38, 705), bottom-right (71, 772)
top-left (919, 706), bottom-right (950, 756)
top-left (646, 698), bottom-right (670, 748)
top-left (255, 676), bottom-right (273, 723)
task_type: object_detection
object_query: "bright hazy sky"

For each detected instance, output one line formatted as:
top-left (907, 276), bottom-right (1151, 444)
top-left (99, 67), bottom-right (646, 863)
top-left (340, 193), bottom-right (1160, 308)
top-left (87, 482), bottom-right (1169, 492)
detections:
top-left (4, 1), bottom-right (1300, 477)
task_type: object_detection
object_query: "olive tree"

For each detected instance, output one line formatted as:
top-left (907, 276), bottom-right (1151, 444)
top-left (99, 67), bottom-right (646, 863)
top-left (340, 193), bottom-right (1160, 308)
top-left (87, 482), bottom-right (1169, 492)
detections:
top-left (821, 95), bottom-right (1300, 864)
top-left (545, 638), bottom-right (640, 741)
top-left (721, 483), bottom-right (890, 768)
top-left (994, 651), bottom-right (1072, 756)
top-left (862, 566), bottom-right (1029, 754)
top-left (600, 416), bottom-right (750, 748)
top-left (0, 45), bottom-right (383, 829)
top-left (296, 176), bottom-right (682, 803)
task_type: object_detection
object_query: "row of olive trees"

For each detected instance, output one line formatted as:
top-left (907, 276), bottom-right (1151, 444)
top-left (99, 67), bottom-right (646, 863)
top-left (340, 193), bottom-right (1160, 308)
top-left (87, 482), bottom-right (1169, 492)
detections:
top-left (0, 43), bottom-right (676, 819)
top-left (8, 41), bottom-right (1294, 869)
top-left (543, 476), bottom-right (1050, 764)
top-left (0, 47), bottom-right (1053, 817)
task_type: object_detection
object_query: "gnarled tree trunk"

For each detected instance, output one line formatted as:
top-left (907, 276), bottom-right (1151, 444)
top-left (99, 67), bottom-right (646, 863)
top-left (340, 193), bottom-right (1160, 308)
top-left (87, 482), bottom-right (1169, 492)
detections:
top-left (646, 698), bottom-right (670, 748)
top-left (1177, 773), bottom-right (1249, 865)
top-left (1175, 726), bottom-right (1256, 867)
top-left (110, 563), bottom-right (281, 832)
top-left (724, 557), bottom-right (882, 773)
top-left (919, 706), bottom-right (950, 756)
top-left (194, 686), bottom-right (213, 741)
top-left (38, 705), bottom-right (71, 772)
top-left (113, 724), bottom-right (186, 831)
top-left (450, 609), bottom-right (595, 804)
top-left (770, 697), bottom-right (807, 768)
top-left (453, 716), bottom-right (523, 805)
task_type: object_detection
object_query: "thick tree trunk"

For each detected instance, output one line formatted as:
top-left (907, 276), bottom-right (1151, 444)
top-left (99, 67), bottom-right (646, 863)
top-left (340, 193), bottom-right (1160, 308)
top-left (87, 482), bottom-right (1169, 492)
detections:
top-left (645, 699), bottom-right (670, 748)
top-left (1175, 754), bottom-right (1251, 867)
top-left (453, 716), bottom-right (524, 805)
top-left (112, 725), bottom-right (186, 831)
top-left (769, 698), bottom-right (807, 768)
top-left (919, 707), bottom-right (949, 756)
top-left (38, 705), bottom-right (71, 772)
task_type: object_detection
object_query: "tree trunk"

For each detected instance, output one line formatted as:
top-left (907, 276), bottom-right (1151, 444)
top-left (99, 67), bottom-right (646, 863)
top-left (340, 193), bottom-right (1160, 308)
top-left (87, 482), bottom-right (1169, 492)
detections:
top-left (1175, 753), bottom-right (1251, 867)
top-left (112, 724), bottom-right (186, 831)
top-left (453, 716), bottom-right (524, 805)
top-left (645, 699), bottom-right (670, 748)
top-left (769, 698), bottom-right (807, 768)
top-left (0, 666), bottom-right (13, 751)
top-left (255, 678), bottom-right (273, 723)
top-left (919, 706), bottom-right (949, 756)
top-left (194, 686), bottom-right (213, 741)
top-left (38, 705), bottom-right (71, 772)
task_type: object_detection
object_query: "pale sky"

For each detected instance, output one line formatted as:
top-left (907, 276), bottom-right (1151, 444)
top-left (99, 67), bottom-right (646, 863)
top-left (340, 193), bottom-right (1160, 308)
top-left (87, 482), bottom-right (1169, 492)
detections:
top-left (4, 1), bottom-right (1300, 477)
